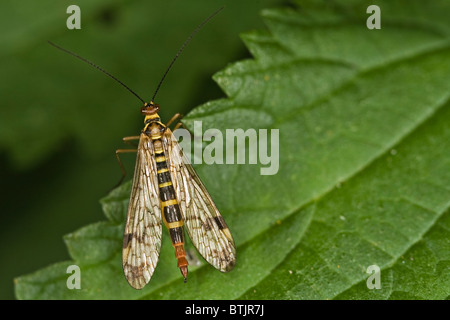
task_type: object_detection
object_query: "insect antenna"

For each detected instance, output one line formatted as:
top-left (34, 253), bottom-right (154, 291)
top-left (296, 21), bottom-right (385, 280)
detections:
top-left (49, 6), bottom-right (224, 105)
top-left (151, 6), bottom-right (225, 102)
top-left (48, 41), bottom-right (146, 104)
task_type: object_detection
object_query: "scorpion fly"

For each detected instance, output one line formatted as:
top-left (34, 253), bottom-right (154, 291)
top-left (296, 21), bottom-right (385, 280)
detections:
top-left (49, 7), bottom-right (236, 289)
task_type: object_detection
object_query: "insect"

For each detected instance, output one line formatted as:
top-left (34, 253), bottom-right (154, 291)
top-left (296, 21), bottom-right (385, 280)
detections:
top-left (49, 7), bottom-right (236, 289)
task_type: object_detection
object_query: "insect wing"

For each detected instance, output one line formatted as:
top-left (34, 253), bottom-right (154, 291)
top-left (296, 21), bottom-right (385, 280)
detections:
top-left (163, 128), bottom-right (236, 272)
top-left (122, 134), bottom-right (163, 289)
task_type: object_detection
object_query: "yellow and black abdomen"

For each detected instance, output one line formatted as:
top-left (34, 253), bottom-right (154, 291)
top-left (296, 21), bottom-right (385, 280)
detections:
top-left (151, 130), bottom-right (188, 280)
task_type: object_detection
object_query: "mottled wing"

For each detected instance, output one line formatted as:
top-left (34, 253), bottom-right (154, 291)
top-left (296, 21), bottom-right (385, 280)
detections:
top-left (122, 134), bottom-right (162, 289)
top-left (163, 128), bottom-right (236, 272)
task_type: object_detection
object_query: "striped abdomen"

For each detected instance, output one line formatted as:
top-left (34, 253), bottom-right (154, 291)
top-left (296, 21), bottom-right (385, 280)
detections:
top-left (149, 122), bottom-right (188, 280)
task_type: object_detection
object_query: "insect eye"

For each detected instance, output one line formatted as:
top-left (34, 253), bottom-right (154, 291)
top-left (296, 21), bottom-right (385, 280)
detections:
top-left (140, 106), bottom-right (148, 114)
top-left (140, 103), bottom-right (160, 115)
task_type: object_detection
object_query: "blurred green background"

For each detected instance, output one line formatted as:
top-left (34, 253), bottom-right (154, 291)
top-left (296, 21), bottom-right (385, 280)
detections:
top-left (0, 0), bottom-right (288, 299)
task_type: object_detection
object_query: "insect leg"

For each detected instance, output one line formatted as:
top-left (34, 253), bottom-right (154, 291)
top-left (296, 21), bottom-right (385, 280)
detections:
top-left (123, 135), bottom-right (140, 147)
top-left (114, 148), bottom-right (137, 188)
top-left (167, 114), bottom-right (189, 135)
top-left (173, 121), bottom-right (189, 131)
top-left (166, 113), bottom-right (184, 128)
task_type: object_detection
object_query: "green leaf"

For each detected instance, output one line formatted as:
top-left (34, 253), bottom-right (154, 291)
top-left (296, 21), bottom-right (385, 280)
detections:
top-left (15, 0), bottom-right (450, 299)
